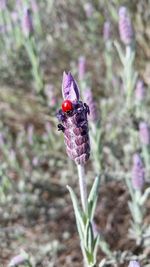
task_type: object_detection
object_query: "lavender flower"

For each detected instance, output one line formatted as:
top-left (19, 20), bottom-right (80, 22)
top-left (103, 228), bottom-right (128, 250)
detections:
top-left (118, 6), bottom-right (134, 45)
top-left (78, 56), bottom-right (86, 81)
top-left (9, 252), bottom-right (29, 267)
top-left (84, 87), bottom-right (98, 123)
top-left (83, 2), bottom-right (94, 18)
top-left (21, 8), bottom-right (33, 37)
top-left (57, 72), bottom-right (90, 165)
top-left (128, 260), bottom-right (141, 267)
top-left (103, 21), bottom-right (111, 42)
top-left (131, 154), bottom-right (145, 190)
top-left (135, 79), bottom-right (145, 102)
top-left (139, 122), bottom-right (150, 145)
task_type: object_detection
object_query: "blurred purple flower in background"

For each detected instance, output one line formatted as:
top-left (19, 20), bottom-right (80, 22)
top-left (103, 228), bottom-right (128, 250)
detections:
top-left (128, 260), bottom-right (141, 267)
top-left (11, 11), bottom-right (19, 23)
top-left (0, 132), bottom-right (4, 147)
top-left (103, 21), bottom-right (111, 42)
top-left (83, 2), bottom-right (94, 18)
top-left (45, 121), bottom-right (52, 134)
top-left (44, 84), bottom-right (57, 107)
top-left (9, 252), bottom-right (29, 267)
top-left (84, 87), bottom-right (98, 123)
top-left (139, 122), bottom-right (150, 145)
top-left (21, 8), bottom-right (33, 37)
top-left (135, 79), bottom-right (145, 102)
top-left (118, 6), bottom-right (134, 45)
top-left (27, 124), bottom-right (34, 145)
top-left (131, 153), bottom-right (145, 191)
top-left (0, 0), bottom-right (6, 10)
top-left (78, 56), bottom-right (86, 81)
top-left (31, 0), bottom-right (38, 13)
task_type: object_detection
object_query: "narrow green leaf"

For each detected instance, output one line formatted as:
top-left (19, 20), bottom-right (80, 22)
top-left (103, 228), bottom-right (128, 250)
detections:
top-left (88, 176), bottom-right (100, 220)
top-left (67, 185), bottom-right (84, 240)
top-left (85, 220), bottom-right (94, 253)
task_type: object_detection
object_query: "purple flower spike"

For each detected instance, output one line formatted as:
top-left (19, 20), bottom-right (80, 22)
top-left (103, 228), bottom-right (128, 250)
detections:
top-left (62, 71), bottom-right (80, 101)
top-left (135, 79), bottom-right (145, 102)
top-left (84, 88), bottom-right (98, 123)
top-left (57, 72), bottom-right (90, 165)
top-left (78, 56), bottom-right (86, 81)
top-left (131, 154), bottom-right (145, 191)
top-left (139, 122), bottom-right (150, 145)
top-left (128, 261), bottom-right (141, 267)
top-left (22, 8), bottom-right (33, 38)
top-left (103, 21), bottom-right (111, 41)
top-left (118, 6), bottom-right (134, 45)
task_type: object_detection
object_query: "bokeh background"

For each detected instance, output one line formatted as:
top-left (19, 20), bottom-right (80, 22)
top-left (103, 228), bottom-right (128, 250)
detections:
top-left (0, 0), bottom-right (150, 266)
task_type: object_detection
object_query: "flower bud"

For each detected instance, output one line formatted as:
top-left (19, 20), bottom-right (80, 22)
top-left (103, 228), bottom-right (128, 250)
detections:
top-left (139, 122), bottom-right (150, 145)
top-left (118, 6), bottom-right (134, 45)
top-left (131, 154), bottom-right (145, 190)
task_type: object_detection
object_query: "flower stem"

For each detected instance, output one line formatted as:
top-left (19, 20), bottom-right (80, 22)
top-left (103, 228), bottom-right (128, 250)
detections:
top-left (77, 164), bottom-right (87, 213)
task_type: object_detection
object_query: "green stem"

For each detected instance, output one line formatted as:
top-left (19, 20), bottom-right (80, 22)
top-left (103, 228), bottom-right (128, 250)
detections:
top-left (77, 164), bottom-right (87, 213)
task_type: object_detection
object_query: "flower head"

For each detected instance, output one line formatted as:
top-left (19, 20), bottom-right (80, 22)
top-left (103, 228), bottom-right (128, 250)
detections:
top-left (118, 6), bottom-right (134, 45)
top-left (57, 72), bottom-right (90, 165)
top-left (131, 154), bottom-right (145, 190)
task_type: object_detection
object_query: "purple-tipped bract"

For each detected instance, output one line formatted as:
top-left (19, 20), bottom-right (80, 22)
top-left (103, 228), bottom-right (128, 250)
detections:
top-left (57, 72), bottom-right (90, 165)
top-left (62, 71), bottom-right (80, 101)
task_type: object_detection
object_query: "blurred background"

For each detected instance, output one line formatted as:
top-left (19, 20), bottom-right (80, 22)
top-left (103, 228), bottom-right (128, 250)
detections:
top-left (0, 0), bottom-right (150, 266)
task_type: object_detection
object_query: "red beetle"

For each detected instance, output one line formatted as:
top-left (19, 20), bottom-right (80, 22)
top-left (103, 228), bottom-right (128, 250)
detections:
top-left (62, 100), bottom-right (73, 112)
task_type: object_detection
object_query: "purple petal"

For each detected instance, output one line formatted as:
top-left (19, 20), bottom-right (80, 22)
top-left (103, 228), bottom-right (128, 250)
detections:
top-left (62, 71), bottom-right (80, 101)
